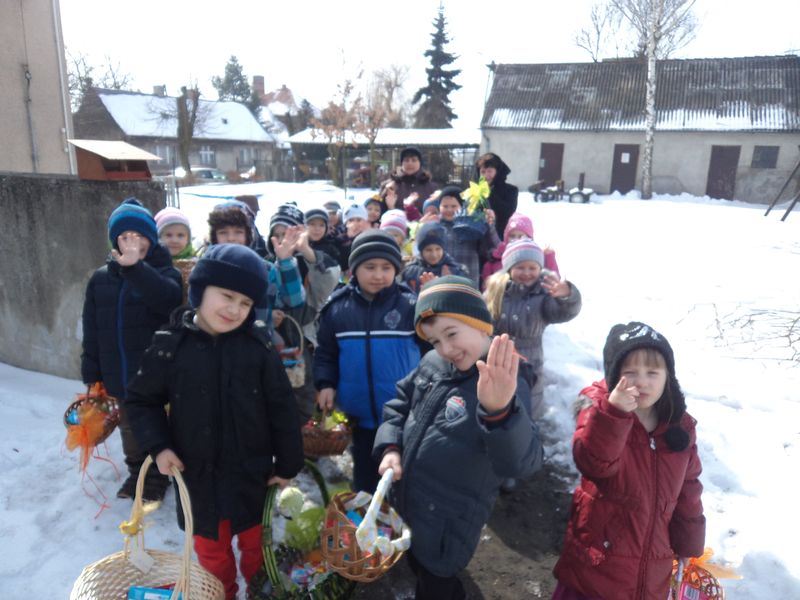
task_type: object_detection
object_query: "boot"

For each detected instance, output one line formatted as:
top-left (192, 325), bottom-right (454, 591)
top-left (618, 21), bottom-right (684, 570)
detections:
top-left (116, 473), bottom-right (138, 499)
top-left (143, 472), bottom-right (171, 503)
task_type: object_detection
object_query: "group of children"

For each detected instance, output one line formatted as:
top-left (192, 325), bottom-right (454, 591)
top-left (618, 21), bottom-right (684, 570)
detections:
top-left (80, 172), bottom-right (705, 599)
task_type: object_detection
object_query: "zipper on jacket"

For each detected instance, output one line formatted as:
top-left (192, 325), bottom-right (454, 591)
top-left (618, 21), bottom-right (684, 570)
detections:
top-left (364, 301), bottom-right (379, 426)
top-left (116, 280), bottom-right (129, 397)
top-left (635, 435), bottom-right (659, 599)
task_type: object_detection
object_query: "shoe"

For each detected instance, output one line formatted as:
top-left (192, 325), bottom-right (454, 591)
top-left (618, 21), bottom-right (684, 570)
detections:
top-left (500, 478), bottom-right (517, 494)
top-left (116, 474), bottom-right (138, 499)
top-left (143, 473), bottom-right (170, 503)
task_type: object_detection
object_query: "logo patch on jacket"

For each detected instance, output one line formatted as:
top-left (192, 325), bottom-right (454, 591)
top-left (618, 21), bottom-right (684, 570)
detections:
top-left (445, 396), bottom-right (466, 421)
top-left (384, 309), bottom-right (401, 330)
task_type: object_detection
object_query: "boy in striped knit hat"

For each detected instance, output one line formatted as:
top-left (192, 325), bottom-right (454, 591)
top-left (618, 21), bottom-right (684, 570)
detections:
top-left (374, 275), bottom-right (543, 599)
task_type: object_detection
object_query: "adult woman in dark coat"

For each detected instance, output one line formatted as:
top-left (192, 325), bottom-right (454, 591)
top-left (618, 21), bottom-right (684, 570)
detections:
top-left (392, 146), bottom-right (439, 221)
top-left (476, 153), bottom-right (518, 238)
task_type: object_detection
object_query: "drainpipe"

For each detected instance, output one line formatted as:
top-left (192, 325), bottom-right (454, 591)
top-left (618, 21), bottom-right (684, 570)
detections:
top-left (52, 0), bottom-right (76, 174)
top-left (23, 65), bottom-right (39, 173)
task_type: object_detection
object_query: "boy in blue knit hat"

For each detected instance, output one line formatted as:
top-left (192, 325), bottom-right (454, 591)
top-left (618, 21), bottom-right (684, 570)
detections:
top-left (126, 244), bottom-right (304, 600)
top-left (81, 197), bottom-right (183, 501)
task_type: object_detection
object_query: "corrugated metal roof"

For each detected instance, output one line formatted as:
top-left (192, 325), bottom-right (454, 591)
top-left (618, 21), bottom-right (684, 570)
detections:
top-left (482, 55), bottom-right (800, 132)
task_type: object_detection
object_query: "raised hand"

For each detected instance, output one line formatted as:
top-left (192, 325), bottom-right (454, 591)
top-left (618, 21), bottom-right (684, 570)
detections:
top-left (608, 376), bottom-right (640, 412)
top-left (419, 271), bottom-right (437, 287)
top-left (476, 334), bottom-right (519, 413)
top-left (112, 232), bottom-right (147, 266)
top-left (541, 271), bottom-right (570, 298)
top-left (273, 225), bottom-right (304, 260)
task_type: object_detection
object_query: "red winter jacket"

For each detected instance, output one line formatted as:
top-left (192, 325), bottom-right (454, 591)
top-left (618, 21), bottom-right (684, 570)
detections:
top-left (554, 380), bottom-right (705, 600)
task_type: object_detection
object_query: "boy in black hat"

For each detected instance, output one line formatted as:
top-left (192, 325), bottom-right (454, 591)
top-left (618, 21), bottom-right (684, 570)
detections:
top-left (81, 197), bottom-right (183, 501)
top-left (126, 244), bottom-right (304, 600)
top-left (401, 221), bottom-right (467, 293)
top-left (374, 275), bottom-right (543, 600)
top-left (313, 230), bottom-right (421, 492)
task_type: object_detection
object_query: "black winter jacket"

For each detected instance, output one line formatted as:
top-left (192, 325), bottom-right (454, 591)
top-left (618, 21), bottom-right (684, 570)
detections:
top-left (125, 309), bottom-right (305, 539)
top-left (373, 350), bottom-right (543, 577)
top-left (477, 157), bottom-right (518, 237)
top-left (81, 244), bottom-right (182, 399)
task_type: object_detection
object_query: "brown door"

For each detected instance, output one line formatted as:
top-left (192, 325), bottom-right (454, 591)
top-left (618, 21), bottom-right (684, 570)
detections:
top-left (706, 145), bottom-right (741, 200)
top-left (610, 144), bottom-right (639, 194)
top-left (538, 143), bottom-right (564, 186)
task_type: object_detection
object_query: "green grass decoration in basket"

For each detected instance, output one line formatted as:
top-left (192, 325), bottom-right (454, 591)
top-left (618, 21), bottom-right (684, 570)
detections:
top-left (248, 459), bottom-right (356, 600)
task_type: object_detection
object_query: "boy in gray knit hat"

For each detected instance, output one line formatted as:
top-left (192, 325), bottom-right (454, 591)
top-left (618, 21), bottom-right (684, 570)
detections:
top-left (374, 275), bottom-right (543, 599)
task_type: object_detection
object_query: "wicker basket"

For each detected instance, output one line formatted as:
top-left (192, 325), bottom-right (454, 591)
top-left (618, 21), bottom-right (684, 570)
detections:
top-left (70, 455), bottom-right (225, 600)
top-left (302, 410), bottom-right (352, 459)
top-left (279, 315), bottom-right (307, 389)
top-left (320, 469), bottom-right (410, 583)
top-left (248, 459), bottom-right (356, 600)
top-left (173, 257), bottom-right (197, 304)
top-left (672, 561), bottom-right (725, 600)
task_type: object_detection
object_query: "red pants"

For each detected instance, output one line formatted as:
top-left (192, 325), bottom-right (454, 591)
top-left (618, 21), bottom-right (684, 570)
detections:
top-left (193, 520), bottom-right (262, 600)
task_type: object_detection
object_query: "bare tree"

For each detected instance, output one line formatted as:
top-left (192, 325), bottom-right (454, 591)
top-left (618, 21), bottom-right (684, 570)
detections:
top-left (176, 86), bottom-right (201, 174)
top-left (575, 3), bottom-right (621, 62)
top-left (611, 0), bottom-right (698, 198)
top-left (310, 79), bottom-right (363, 187)
top-left (66, 49), bottom-right (133, 112)
top-left (99, 54), bottom-right (133, 90)
top-left (372, 65), bottom-right (411, 127)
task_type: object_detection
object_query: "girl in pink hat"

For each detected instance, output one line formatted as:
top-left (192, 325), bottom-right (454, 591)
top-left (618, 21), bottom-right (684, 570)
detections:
top-left (154, 206), bottom-right (194, 259)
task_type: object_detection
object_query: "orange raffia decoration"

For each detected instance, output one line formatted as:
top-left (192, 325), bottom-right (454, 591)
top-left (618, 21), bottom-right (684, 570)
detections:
top-left (671, 548), bottom-right (742, 600)
top-left (64, 383), bottom-right (121, 471)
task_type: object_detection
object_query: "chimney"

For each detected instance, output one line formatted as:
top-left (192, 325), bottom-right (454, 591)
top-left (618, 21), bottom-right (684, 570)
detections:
top-left (252, 75), bottom-right (265, 98)
top-left (153, 85), bottom-right (166, 96)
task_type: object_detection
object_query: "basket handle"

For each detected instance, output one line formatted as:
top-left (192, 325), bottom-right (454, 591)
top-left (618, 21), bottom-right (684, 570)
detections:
top-left (355, 468), bottom-right (395, 555)
top-left (282, 314), bottom-right (305, 355)
top-left (128, 455), bottom-right (194, 600)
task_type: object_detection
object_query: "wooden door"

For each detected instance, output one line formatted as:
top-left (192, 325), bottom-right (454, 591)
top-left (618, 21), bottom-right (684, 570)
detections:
top-left (610, 144), bottom-right (639, 194)
top-left (706, 145), bottom-right (741, 200)
top-left (538, 143), bottom-right (564, 186)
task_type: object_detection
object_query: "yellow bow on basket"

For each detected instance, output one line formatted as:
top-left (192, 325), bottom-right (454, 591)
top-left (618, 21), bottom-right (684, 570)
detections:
top-left (671, 547), bottom-right (742, 600)
top-left (461, 177), bottom-right (490, 215)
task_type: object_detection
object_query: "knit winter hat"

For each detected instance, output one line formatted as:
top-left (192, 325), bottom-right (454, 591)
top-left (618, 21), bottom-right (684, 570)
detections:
top-left (416, 222), bottom-right (446, 252)
top-left (348, 229), bottom-right (402, 275)
top-left (304, 207), bottom-right (329, 226)
top-left (438, 185), bottom-right (464, 206)
top-left (502, 239), bottom-right (544, 271)
top-left (380, 209), bottom-right (408, 236)
top-left (154, 206), bottom-right (191, 236)
top-left (400, 146), bottom-right (422, 163)
top-left (188, 243), bottom-right (269, 309)
top-left (343, 202), bottom-right (368, 223)
top-left (503, 212), bottom-right (534, 241)
top-left (415, 275), bottom-right (493, 339)
top-left (270, 202), bottom-right (305, 232)
top-left (107, 197), bottom-right (158, 250)
top-left (422, 195), bottom-right (441, 213)
top-left (324, 200), bottom-right (342, 213)
top-left (603, 322), bottom-right (688, 450)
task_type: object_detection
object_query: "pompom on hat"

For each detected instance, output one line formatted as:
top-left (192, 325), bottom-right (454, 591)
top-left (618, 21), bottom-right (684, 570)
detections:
top-left (414, 275), bottom-right (493, 339)
top-left (269, 202), bottom-right (305, 232)
top-left (502, 239), bottom-right (544, 272)
top-left (154, 206), bottom-right (191, 236)
top-left (188, 244), bottom-right (269, 309)
top-left (603, 322), bottom-right (689, 451)
top-left (107, 197), bottom-right (158, 251)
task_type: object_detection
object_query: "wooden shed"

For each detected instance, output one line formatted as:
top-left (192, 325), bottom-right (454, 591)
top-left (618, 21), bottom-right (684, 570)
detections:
top-left (67, 139), bottom-right (161, 181)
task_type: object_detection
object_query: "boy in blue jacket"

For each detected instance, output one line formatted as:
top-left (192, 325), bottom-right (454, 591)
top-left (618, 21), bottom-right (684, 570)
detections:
top-left (81, 198), bottom-right (183, 501)
top-left (314, 229), bottom-right (420, 492)
top-left (374, 276), bottom-right (543, 600)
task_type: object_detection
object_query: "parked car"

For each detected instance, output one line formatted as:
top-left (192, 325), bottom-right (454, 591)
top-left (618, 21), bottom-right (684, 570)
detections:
top-left (174, 166), bottom-right (228, 184)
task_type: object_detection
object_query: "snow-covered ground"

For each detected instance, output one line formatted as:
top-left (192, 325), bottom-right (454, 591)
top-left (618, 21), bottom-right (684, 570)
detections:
top-left (2, 183), bottom-right (799, 597)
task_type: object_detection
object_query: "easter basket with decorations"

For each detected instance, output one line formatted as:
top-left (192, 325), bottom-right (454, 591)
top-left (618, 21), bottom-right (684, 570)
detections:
top-left (248, 459), bottom-right (356, 600)
top-left (64, 383), bottom-right (121, 470)
top-left (320, 469), bottom-right (411, 583)
top-left (302, 409), bottom-right (352, 459)
top-left (70, 455), bottom-right (225, 600)
top-left (453, 178), bottom-right (490, 241)
top-left (670, 548), bottom-right (742, 600)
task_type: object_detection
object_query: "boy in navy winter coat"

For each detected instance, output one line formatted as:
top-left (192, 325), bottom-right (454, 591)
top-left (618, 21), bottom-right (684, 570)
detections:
top-left (314, 229), bottom-right (420, 492)
top-left (125, 244), bottom-right (304, 600)
top-left (374, 276), bottom-right (543, 600)
top-left (401, 221), bottom-right (467, 293)
top-left (80, 197), bottom-right (183, 501)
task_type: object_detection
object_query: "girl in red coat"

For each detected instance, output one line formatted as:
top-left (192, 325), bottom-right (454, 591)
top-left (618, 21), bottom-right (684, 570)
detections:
top-left (553, 322), bottom-right (705, 600)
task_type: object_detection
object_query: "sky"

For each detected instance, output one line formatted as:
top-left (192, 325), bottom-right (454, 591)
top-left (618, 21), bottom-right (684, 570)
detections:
top-left (3, 185), bottom-right (800, 597)
top-left (58, 0), bottom-right (800, 129)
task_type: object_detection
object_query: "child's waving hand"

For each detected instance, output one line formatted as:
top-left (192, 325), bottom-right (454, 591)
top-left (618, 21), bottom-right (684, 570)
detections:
top-left (476, 334), bottom-right (519, 412)
top-left (541, 271), bottom-right (571, 298)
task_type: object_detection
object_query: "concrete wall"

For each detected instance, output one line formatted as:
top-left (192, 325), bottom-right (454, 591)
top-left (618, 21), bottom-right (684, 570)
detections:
top-left (0, 0), bottom-right (74, 174)
top-left (0, 173), bottom-right (165, 378)
top-left (483, 130), bottom-right (800, 202)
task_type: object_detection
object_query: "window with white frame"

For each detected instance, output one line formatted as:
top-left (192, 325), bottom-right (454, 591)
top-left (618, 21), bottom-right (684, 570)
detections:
top-left (199, 145), bottom-right (215, 166)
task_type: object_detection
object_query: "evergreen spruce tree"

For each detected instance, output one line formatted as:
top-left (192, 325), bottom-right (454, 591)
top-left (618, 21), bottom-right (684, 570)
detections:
top-left (412, 5), bottom-right (461, 128)
top-left (412, 5), bottom-right (461, 183)
top-left (212, 56), bottom-right (261, 118)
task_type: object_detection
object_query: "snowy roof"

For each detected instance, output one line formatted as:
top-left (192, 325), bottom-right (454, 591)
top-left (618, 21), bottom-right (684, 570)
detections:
top-left (483, 55), bottom-right (800, 132)
top-left (67, 139), bottom-right (161, 161)
top-left (288, 127), bottom-right (481, 147)
top-left (96, 89), bottom-right (274, 143)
